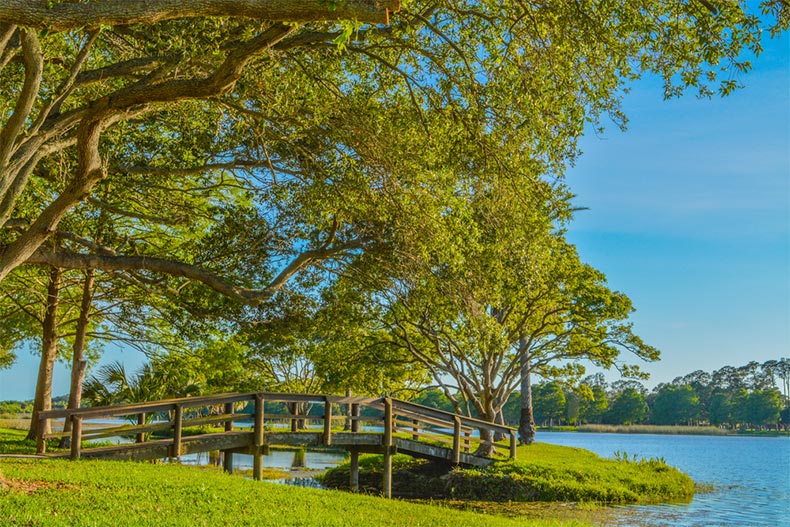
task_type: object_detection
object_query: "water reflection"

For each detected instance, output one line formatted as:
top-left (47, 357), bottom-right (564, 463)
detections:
top-left (178, 448), bottom-right (346, 472)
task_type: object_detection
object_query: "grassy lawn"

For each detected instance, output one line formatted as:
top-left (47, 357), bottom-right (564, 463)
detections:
top-left (0, 457), bottom-right (590, 527)
top-left (0, 427), bottom-right (592, 526)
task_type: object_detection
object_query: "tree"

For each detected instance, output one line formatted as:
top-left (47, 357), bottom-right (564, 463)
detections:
top-left (2, 3), bottom-right (785, 442)
top-left (532, 383), bottom-right (566, 427)
top-left (606, 388), bottom-right (648, 425)
top-left (652, 385), bottom-right (701, 425)
top-left (747, 389), bottom-right (782, 428)
top-left (83, 359), bottom-right (202, 408)
top-left (708, 390), bottom-right (733, 427)
top-left (0, 2), bottom-right (784, 288)
top-left (333, 182), bottom-right (657, 451)
top-left (411, 389), bottom-right (456, 414)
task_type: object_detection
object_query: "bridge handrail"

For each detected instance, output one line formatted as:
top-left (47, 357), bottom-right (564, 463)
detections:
top-left (35, 391), bottom-right (517, 462)
top-left (388, 399), bottom-right (514, 436)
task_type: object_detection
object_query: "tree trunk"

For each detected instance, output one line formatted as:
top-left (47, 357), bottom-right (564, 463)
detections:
top-left (26, 266), bottom-right (62, 440)
top-left (493, 409), bottom-right (506, 442)
top-left (518, 337), bottom-right (536, 445)
top-left (475, 427), bottom-right (497, 456)
top-left (59, 269), bottom-right (94, 448)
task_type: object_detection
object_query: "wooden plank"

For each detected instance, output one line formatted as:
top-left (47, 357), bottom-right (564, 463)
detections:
top-left (510, 430), bottom-right (517, 459)
top-left (323, 396), bottom-right (332, 446)
top-left (383, 397), bottom-right (393, 499)
top-left (70, 420), bottom-right (172, 441)
top-left (452, 416), bottom-right (461, 465)
top-left (390, 399), bottom-right (514, 435)
top-left (136, 413), bottom-right (146, 443)
top-left (36, 416), bottom-right (47, 454)
top-left (262, 432), bottom-right (323, 447)
top-left (224, 402), bottom-right (234, 432)
top-left (392, 413), bottom-right (473, 435)
top-left (259, 393), bottom-right (328, 404)
top-left (47, 432), bottom-right (255, 462)
top-left (253, 446), bottom-right (263, 481)
top-left (38, 392), bottom-right (258, 420)
top-left (172, 405), bottom-right (183, 458)
top-left (349, 450), bottom-right (359, 491)
top-left (70, 417), bottom-right (82, 461)
top-left (253, 394), bottom-right (264, 447)
top-left (351, 403), bottom-right (359, 433)
top-left (393, 438), bottom-right (493, 469)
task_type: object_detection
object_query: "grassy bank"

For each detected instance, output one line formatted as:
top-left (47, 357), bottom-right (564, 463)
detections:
top-left (0, 428), bottom-right (593, 526)
top-left (0, 457), bottom-right (591, 527)
top-left (323, 442), bottom-right (695, 504)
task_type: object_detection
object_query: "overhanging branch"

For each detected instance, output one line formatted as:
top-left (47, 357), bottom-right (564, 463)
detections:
top-left (22, 239), bottom-right (366, 306)
top-left (0, 1), bottom-right (401, 31)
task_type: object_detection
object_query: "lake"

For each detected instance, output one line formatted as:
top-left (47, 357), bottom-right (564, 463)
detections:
top-left (538, 432), bottom-right (790, 527)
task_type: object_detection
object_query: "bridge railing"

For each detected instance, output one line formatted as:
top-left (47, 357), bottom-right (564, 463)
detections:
top-left (36, 392), bottom-right (517, 463)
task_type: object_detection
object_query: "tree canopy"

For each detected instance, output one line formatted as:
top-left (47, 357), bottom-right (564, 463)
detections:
top-left (0, 2), bottom-right (787, 430)
top-left (0, 1), bottom-right (785, 296)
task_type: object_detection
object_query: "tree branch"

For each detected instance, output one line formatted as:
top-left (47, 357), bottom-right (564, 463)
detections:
top-left (21, 239), bottom-right (365, 306)
top-left (0, 1), bottom-right (401, 31)
top-left (0, 29), bottom-right (43, 171)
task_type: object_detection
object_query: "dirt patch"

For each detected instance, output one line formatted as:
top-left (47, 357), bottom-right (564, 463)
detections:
top-left (0, 475), bottom-right (77, 494)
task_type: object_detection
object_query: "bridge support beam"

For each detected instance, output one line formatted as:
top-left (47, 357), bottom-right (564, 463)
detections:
top-left (222, 450), bottom-right (233, 474)
top-left (382, 447), bottom-right (392, 498)
top-left (349, 449), bottom-right (359, 492)
top-left (382, 397), bottom-right (393, 498)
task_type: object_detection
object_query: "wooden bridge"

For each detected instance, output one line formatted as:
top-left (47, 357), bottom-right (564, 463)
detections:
top-left (35, 392), bottom-right (516, 497)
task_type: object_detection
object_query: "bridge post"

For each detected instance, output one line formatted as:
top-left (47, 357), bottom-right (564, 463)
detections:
top-left (253, 394), bottom-right (264, 481)
top-left (35, 415), bottom-right (47, 454)
top-left (452, 416), bottom-right (461, 465)
top-left (383, 397), bottom-right (393, 498)
top-left (349, 449), bottom-right (360, 492)
top-left (351, 403), bottom-right (359, 433)
top-left (509, 429), bottom-right (517, 459)
top-left (289, 403), bottom-right (298, 432)
top-left (323, 396), bottom-right (333, 446)
top-left (172, 404), bottom-right (183, 459)
top-left (222, 402), bottom-right (235, 473)
top-left (70, 416), bottom-right (82, 460)
top-left (136, 412), bottom-right (146, 443)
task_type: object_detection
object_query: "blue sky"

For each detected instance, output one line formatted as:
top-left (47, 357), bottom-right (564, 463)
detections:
top-left (0, 29), bottom-right (788, 401)
top-left (566, 32), bottom-right (789, 385)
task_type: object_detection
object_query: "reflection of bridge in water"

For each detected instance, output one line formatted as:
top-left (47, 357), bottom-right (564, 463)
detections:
top-left (36, 393), bottom-right (517, 497)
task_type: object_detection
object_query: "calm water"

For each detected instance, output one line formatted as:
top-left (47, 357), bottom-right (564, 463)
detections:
top-left (538, 432), bottom-right (790, 527)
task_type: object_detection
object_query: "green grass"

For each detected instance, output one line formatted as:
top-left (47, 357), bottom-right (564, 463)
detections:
top-left (323, 442), bottom-right (695, 505)
top-left (0, 458), bottom-right (589, 527)
top-left (0, 428), bottom-right (590, 526)
top-left (0, 427), bottom-right (43, 455)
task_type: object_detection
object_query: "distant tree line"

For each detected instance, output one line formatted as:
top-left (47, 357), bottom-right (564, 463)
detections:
top-left (412, 359), bottom-right (790, 431)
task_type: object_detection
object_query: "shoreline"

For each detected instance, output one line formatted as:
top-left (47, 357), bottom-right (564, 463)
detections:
top-left (537, 425), bottom-right (789, 437)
